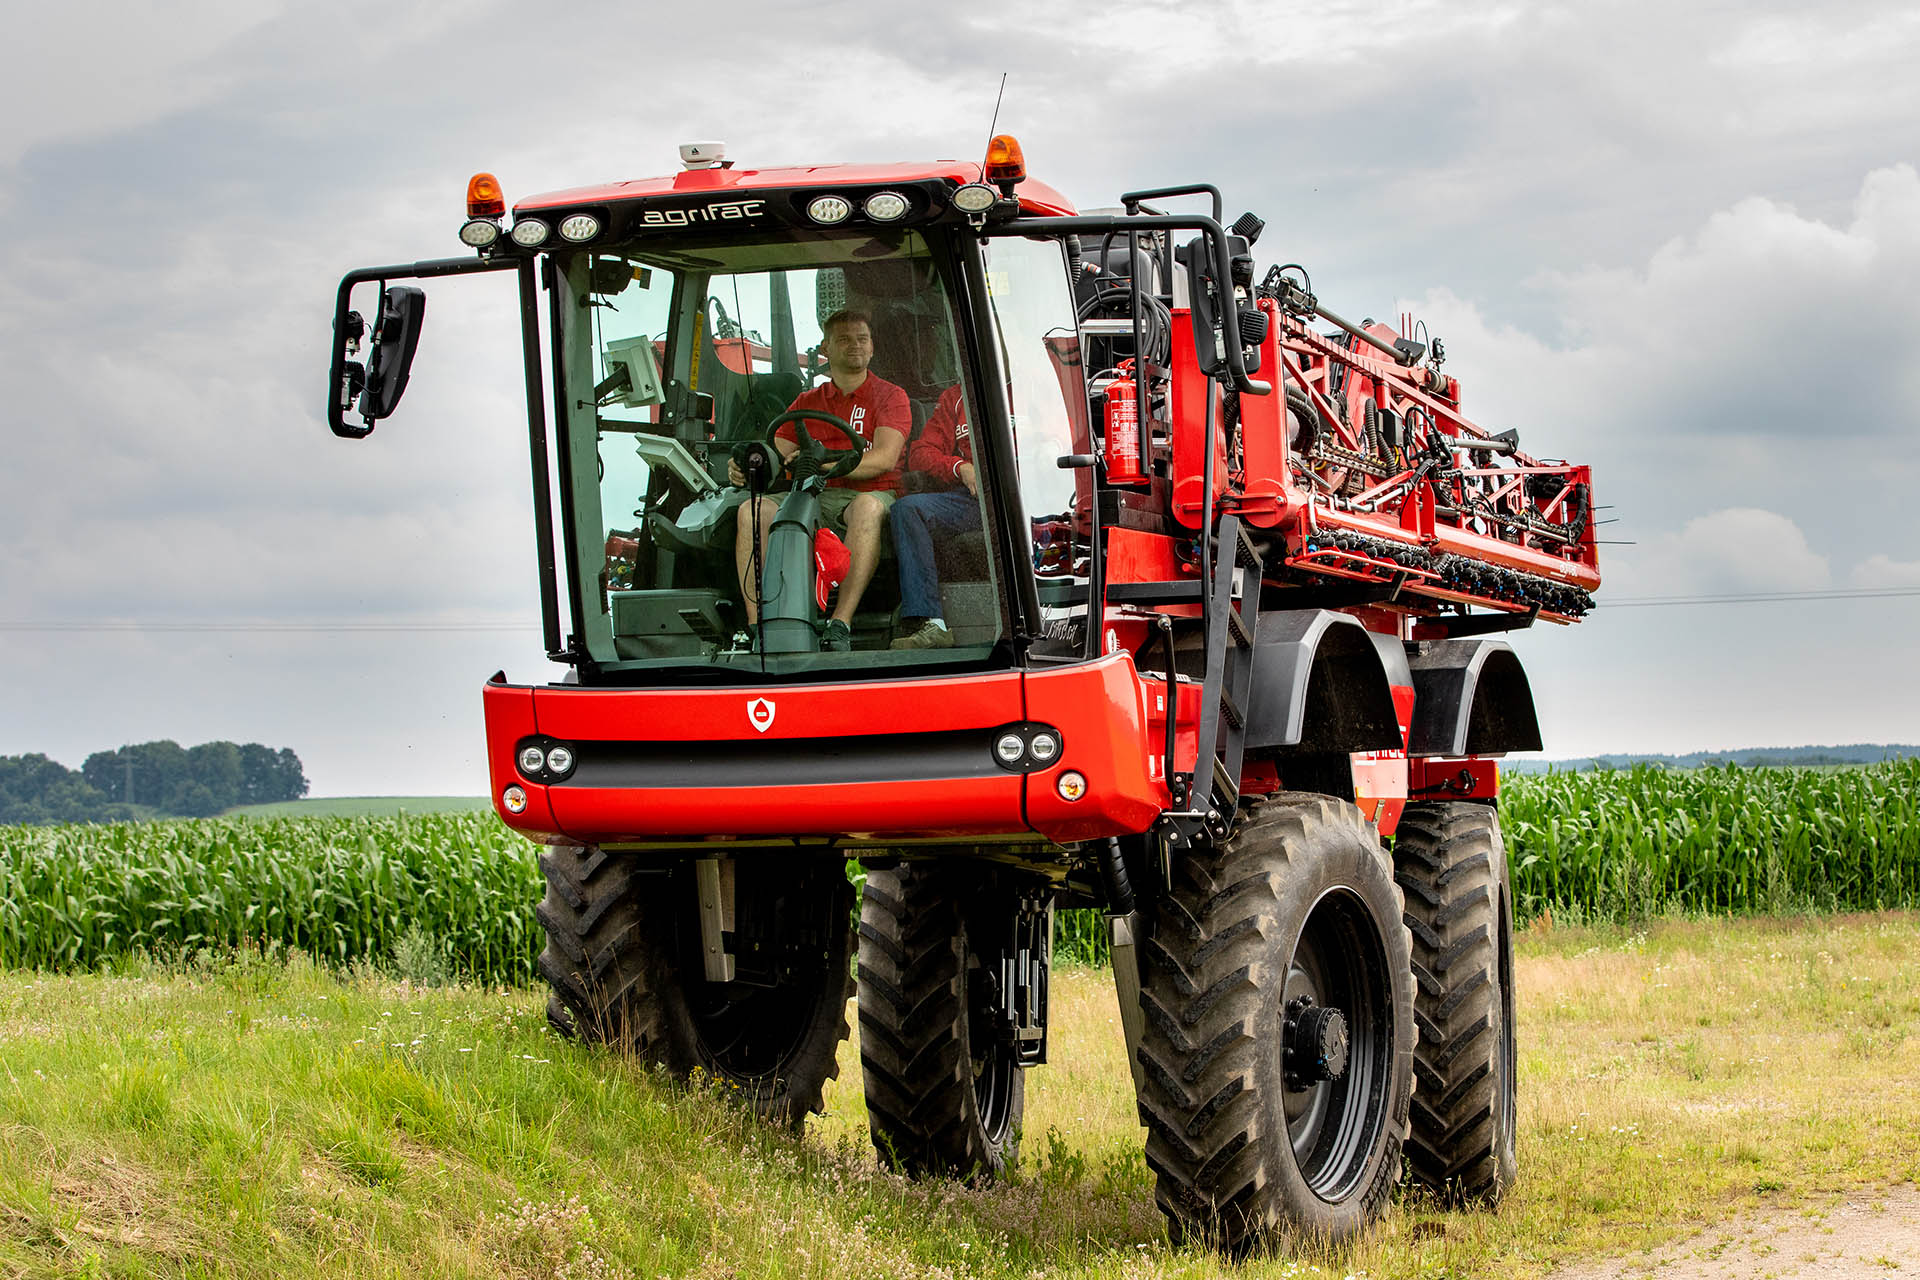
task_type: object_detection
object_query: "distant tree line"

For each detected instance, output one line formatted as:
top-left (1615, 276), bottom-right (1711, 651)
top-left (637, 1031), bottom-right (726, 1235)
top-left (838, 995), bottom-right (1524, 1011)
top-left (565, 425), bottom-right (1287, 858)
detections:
top-left (0, 741), bottom-right (308, 825)
top-left (1507, 743), bottom-right (1919, 773)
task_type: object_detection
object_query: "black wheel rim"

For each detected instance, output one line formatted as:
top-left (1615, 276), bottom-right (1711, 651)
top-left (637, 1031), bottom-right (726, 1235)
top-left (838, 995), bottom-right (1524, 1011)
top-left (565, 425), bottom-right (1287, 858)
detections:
top-left (674, 868), bottom-right (833, 1081)
top-left (686, 966), bottom-right (825, 1079)
top-left (966, 947), bottom-right (1017, 1145)
top-left (1281, 886), bottom-right (1393, 1202)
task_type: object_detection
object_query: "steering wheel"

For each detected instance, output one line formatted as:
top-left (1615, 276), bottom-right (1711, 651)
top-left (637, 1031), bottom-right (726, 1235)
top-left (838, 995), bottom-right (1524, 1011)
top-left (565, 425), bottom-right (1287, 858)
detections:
top-left (765, 408), bottom-right (866, 483)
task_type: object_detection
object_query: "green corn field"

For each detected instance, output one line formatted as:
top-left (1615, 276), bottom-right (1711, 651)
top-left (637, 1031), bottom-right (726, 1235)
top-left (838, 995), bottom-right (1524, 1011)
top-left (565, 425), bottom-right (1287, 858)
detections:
top-left (3, 762), bottom-right (1916, 981)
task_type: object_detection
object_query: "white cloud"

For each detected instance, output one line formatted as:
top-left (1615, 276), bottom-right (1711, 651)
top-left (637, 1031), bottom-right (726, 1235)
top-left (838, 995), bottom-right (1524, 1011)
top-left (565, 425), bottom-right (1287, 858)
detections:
top-left (1607, 508), bottom-right (1830, 598)
top-left (1850, 555), bottom-right (1920, 588)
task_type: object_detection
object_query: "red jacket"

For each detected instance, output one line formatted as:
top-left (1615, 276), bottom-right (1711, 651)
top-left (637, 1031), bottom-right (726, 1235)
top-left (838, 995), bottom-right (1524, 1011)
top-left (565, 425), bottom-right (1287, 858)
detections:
top-left (908, 385), bottom-right (973, 485)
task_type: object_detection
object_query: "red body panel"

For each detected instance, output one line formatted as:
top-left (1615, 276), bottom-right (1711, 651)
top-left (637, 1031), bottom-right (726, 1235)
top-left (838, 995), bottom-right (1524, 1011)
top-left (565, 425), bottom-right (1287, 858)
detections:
top-left (482, 681), bottom-right (565, 843)
top-left (514, 162), bottom-right (1076, 219)
top-left (1024, 654), bottom-right (1165, 843)
top-left (530, 671), bottom-right (1022, 742)
top-left (483, 659), bottom-right (1170, 849)
top-left (1410, 756), bottom-right (1501, 801)
top-left (1168, 309), bottom-right (1229, 528)
top-left (1351, 679), bottom-right (1415, 836)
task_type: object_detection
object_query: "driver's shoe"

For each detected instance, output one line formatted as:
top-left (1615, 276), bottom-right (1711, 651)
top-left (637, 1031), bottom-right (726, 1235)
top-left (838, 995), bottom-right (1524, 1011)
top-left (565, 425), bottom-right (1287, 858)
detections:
top-left (889, 618), bottom-right (954, 650)
top-left (821, 618), bottom-right (852, 652)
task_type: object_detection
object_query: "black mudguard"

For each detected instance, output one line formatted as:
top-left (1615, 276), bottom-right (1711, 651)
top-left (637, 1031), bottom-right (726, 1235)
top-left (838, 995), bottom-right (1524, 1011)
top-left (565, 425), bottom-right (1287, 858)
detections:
top-left (1404, 638), bottom-right (1542, 757)
top-left (1244, 610), bottom-right (1403, 754)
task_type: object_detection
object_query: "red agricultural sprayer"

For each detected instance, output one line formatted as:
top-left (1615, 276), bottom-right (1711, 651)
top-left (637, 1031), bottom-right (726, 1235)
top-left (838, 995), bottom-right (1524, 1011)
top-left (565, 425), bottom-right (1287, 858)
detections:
top-left (325, 135), bottom-right (1597, 1252)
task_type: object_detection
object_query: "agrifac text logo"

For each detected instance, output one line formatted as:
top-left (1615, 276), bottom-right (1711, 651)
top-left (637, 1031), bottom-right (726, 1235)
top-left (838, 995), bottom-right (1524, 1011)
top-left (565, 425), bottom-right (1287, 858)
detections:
top-left (640, 199), bottom-right (767, 229)
top-left (747, 698), bottom-right (776, 733)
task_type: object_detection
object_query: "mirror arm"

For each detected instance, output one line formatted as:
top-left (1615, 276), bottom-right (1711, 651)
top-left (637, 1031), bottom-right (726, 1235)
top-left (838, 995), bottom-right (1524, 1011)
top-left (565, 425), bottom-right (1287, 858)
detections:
top-left (327, 254), bottom-right (519, 439)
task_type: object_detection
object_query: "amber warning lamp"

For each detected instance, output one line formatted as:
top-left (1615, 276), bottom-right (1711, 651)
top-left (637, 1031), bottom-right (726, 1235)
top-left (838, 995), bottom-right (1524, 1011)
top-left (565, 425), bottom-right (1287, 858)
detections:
top-left (467, 172), bottom-right (506, 218)
top-left (984, 134), bottom-right (1026, 196)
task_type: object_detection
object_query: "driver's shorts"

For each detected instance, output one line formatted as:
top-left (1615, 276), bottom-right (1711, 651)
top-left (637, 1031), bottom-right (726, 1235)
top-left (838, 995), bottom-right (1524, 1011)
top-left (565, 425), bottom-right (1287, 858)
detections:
top-left (818, 487), bottom-right (896, 536)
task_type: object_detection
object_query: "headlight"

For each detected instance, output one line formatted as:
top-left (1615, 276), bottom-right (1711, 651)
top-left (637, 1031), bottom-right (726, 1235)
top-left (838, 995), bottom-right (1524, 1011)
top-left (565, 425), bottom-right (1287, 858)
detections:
top-left (1029, 732), bottom-right (1060, 763)
top-left (518, 745), bottom-right (546, 775)
top-left (952, 183), bottom-right (996, 214)
top-left (995, 732), bottom-right (1026, 764)
top-left (511, 218), bottom-right (550, 247)
top-left (459, 218), bottom-right (500, 248)
top-left (545, 745), bottom-right (575, 775)
top-left (558, 213), bottom-right (601, 242)
top-left (807, 195), bottom-right (852, 225)
top-left (863, 191), bottom-right (909, 222)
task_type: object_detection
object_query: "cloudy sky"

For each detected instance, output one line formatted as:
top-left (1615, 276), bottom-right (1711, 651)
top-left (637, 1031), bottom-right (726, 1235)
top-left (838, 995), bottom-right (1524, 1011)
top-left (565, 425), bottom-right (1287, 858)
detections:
top-left (4, 0), bottom-right (1917, 795)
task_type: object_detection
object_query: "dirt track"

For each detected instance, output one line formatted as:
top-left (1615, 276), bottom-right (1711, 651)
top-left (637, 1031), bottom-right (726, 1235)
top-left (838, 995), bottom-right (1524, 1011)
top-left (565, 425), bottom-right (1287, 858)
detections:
top-left (1553, 1187), bottom-right (1920, 1280)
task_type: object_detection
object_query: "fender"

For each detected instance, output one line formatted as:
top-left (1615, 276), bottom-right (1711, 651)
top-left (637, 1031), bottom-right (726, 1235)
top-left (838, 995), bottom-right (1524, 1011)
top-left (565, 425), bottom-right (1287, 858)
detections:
top-left (1404, 638), bottom-right (1543, 757)
top-left (1244, 610), bottom-right (1403, 753)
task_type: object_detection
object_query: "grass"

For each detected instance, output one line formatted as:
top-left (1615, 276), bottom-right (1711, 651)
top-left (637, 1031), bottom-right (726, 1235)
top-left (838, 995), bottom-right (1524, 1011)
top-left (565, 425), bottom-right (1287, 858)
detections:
top-left (2, 913), bottom-right (1917, 1277)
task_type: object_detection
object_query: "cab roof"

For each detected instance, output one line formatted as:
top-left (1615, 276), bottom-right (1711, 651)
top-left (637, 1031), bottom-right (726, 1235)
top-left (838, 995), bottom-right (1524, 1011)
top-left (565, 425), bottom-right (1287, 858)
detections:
top-left (515, 160), bottom-right (1077, 218)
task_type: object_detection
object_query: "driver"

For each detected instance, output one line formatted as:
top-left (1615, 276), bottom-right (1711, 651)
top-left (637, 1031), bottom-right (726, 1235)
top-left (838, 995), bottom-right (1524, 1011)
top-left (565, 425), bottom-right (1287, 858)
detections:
top-left (729, 309), bottom-right (908, 651)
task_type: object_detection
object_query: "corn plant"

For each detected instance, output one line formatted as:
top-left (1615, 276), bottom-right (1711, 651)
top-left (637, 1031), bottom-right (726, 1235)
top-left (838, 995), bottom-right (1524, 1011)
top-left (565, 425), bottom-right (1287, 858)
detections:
top-left (5, 761), bottom-right (1916, 978)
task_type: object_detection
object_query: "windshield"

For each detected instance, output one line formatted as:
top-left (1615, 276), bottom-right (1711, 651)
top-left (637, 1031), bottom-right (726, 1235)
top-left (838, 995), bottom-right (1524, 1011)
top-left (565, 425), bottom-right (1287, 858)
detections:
top-left (557, 230), bottom-right (1011, 675)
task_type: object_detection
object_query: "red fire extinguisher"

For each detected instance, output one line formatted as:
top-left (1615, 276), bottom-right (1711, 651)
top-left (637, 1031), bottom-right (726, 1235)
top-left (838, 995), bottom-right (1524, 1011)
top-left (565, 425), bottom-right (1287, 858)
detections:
top-left (1104, 359), bottom-right (1147, 485)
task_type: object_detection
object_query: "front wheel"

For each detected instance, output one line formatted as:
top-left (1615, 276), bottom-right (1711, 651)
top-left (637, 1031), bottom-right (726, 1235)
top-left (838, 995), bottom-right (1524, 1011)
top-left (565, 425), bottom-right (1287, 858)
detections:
top-left (1137, 795), bottom-right (1415, 1254)
top-left (537, 849), bottom-right (854, 1127)
top-left (856, 862), bottom-right (1025, 1181)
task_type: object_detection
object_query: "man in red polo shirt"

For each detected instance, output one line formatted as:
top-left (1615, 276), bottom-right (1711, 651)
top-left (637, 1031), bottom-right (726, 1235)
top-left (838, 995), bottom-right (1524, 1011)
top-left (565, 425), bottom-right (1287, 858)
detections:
top-left (730, 308), bottom-right (908, 651)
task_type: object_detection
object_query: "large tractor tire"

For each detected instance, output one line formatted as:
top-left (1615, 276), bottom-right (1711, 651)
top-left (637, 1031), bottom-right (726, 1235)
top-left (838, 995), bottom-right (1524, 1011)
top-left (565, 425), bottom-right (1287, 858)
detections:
top-left (537, 846), bottom-right (853, 1127)
top-left (1137, 795), bottom-right (1415, 1254)
top-left (1393, 801), bottom-right (1518, 1203)
top-left (856, 862), bottom-right (1025, 1182)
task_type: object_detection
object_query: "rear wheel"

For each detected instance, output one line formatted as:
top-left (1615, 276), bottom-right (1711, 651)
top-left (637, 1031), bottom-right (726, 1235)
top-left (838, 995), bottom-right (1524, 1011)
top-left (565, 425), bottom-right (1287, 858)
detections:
top-left (856, 862), bottom-right (1025, 1181)
top-left (1394, 801), bottom-right (1518, 1203)
top-left (538, 847), bottom-right (853, 1126)
top-left (1137, 795), bottom-right (1415, 1253)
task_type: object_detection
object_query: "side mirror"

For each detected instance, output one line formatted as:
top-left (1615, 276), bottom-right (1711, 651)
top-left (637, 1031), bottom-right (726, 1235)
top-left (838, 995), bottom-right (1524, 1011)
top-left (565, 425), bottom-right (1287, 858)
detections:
top-left (1180, 236), bottom-right (1223, 377)
top-left (359, 285), bottom-right (426, 421)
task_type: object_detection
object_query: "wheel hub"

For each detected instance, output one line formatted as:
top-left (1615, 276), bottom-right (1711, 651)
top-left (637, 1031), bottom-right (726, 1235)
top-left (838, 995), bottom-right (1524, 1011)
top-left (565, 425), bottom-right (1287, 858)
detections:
top-left (1283, 996), bottom-right (1349, 1090)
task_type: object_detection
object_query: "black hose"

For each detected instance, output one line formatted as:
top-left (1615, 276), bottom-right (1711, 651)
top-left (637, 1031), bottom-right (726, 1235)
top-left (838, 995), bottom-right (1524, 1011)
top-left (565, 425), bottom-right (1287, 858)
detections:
top-left (1100, 837), bottom-right (1135, 916)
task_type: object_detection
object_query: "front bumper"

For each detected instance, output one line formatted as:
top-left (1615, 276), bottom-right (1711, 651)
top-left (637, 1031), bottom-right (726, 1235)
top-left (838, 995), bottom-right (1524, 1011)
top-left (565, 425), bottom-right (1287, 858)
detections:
top-left (484, 654), bottom-right (1165, 848)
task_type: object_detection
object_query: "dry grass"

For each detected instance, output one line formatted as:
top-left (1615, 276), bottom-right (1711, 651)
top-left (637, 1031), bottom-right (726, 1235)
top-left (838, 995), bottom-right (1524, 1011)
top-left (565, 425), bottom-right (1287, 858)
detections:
top-left (0, 915), bottom-right (1916, 1277)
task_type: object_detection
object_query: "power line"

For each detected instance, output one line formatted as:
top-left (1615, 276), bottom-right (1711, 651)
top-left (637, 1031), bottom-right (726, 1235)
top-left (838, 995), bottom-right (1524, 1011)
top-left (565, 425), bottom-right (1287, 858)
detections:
top-left (1604, 586), bottom-right (1920, 609)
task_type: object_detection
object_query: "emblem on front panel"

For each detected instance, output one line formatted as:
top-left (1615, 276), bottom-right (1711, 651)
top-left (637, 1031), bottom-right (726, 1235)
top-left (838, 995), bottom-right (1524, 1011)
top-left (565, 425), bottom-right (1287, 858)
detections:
top-left (747, 698), bottom-right (776, 733)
